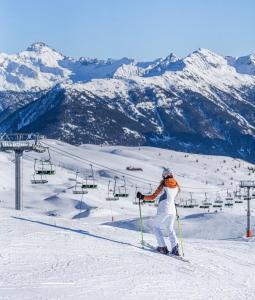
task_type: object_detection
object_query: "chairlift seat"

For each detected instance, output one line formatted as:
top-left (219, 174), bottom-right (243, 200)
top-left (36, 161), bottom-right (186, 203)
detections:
top-left (215, 200), bottom-right (223, 203)
top-left (235, 200), bottom-right (243, 203)
top-left (82, 184), bottom-right (97, 189)
top-left (225, 203), bottom-right (233, 207)
top-left (36, 170), bottom-right (55, 175)
top-left (31, 179), bottom-right (48, 184)
top-left (203, 202), bottom-right (212, 206)
top-left (225, 197), bottom-right (233, 201)
top-left (106, 197), bottom-right (119, 201)
top-left (183, 204), bottom-right (195, 208)
top-left (199, 205), bottom-right (210, 209)
top-left (213, 204), bottom-right (222, 208)
top-left (73, 190), bottom-right (88, 194)
top-left (114, 193), bottom-right (129, 197)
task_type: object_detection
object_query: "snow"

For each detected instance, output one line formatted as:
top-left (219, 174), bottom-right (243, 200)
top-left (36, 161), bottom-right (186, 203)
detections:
top-left (0, 139), bottom-right (255, 299)
top-left (1, 43), bottom-right (255, 105)
top-left (122, 127), bottom-right (141, 138)
top-left (227, 54), bottom-right (255, 76)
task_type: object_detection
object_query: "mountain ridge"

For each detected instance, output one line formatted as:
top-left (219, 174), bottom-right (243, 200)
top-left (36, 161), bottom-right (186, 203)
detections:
top-left (0, 43), bottom-right (255, 162)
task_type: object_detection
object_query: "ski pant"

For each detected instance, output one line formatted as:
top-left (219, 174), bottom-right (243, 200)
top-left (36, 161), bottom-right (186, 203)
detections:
top-left (153, 214), bottom-right (178, 248)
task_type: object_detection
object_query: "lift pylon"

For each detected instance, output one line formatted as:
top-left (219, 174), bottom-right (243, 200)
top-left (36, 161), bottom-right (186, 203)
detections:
top-left (0, 133), bottom-right (45, 210)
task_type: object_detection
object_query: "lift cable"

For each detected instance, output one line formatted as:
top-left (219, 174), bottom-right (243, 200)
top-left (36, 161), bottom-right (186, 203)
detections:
top-left (40, 141), bottom-right (230, 194)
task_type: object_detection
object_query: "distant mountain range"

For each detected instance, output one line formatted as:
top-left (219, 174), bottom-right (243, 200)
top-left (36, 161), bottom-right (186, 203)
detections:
top-left (0, 42), bottom-right (255, 162)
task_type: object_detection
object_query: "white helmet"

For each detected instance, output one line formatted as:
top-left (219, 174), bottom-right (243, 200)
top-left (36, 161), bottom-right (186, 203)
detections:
top-left (162, 168), bottom-right (173, 178)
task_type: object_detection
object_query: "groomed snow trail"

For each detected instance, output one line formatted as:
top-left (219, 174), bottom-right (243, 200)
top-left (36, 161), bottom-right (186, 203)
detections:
top-left (0, 140), bottom-right (255, 299)
top-left (0, 209), bottom-right (254, 300)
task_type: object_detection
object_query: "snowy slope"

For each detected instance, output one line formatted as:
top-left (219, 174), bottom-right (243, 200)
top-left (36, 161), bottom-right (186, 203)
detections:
top-left (0, 140), bottom-right (255, 299)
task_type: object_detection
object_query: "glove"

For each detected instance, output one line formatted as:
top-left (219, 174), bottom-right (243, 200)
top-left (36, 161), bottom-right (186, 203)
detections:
top-left (136, 191), bottom-right (144, 200)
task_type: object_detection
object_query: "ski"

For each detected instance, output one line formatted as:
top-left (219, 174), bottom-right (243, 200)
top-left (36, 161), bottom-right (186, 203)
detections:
top-left (141, 241), bottom-right (190, 263)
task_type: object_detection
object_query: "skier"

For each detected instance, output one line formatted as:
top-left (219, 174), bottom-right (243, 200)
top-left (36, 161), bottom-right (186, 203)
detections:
top-left (137, 168), bottom-right (180, 255)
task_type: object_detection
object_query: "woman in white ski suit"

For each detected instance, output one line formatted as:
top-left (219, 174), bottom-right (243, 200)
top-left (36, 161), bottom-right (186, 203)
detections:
top-left (137, 169), bottom-right (180, 255)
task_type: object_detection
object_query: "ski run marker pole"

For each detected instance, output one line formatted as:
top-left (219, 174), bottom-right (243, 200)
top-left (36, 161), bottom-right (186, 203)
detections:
top-left (176, 207), bottom-right (185, 257)
top-left (138, 198), bottom-right (145, 247)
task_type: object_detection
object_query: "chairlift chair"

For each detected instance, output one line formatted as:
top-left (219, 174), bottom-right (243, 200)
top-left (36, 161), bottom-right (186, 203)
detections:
top-left (72, 171), bottom-right (88, 195)
top-left (30, 173), bottom-right (48, 184)
top-left (34, 155), bottom-right (56, 176)
top-left (234, 189), bottom-right (243, 203)
top-left (199, 204), bottom-right (210, 209)
top-left (82, 165), bottom-right (97, 189)
top-left (183, 199), bottom-right (195, 208)
top-left (203, 193), bottom-right (212, 206)
top-left (213, 204), bottom-right (222, 208)
top-left (189, 192), bottom-right (198, 207)
top-left (235, 200), bottom-right (243, 203)
top-left (215, 194), bottom-right (223, 204)
top-left (225, 190), bottom-right (233, 202)
top-left (106, 180), bottom-right (119, 201)
top-left (114, 176), bottom-right (129, 197)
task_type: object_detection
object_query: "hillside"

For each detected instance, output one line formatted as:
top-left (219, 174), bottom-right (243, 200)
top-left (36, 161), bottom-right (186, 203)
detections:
top-left (0, 140), bottom-right (255, 299)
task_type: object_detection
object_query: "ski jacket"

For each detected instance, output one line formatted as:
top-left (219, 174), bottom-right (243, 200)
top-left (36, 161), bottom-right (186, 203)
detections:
top-left (144, 177), bottom-right (179, 215)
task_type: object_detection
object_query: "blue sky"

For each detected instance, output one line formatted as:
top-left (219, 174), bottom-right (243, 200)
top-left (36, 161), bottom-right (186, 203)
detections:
top-left (0, 0), bottom-right (254, 60)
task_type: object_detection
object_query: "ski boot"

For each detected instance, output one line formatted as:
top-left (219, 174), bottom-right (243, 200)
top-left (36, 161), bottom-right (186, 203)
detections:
top-left (171, 244), bottom-right (180, 256)
top-left (156, 246), bottom-right (169, 255)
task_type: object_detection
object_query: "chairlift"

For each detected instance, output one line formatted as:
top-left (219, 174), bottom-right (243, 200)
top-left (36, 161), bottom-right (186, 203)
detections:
top-left (225, 190), bottom-right (233, 202)
top-left (189, 192), bottom-right (198, 207)
top-left (34, 148), bottom-right (56, 175)
top-left (215, 193), bottom-right (223, 204)
top-left (235, 200), bottom-right (243, 203)
top-left (114, 176), bottom-right (129, 197)
top-left (30, 173), bottom-right (48, 184)
top-left (213, 194), bottom-right (223, 208)
top-left (213, 204), bottom-right (222, 208)
top-left (176, 196), bottom-right (185, 207)
top-left (199, 204), bottom-right (210, 209)
top-left (106, 180), bottom-right (119, 201)
top-left (234, 189), bottom-right (243, 203)
top-left (203, 192), bottom-right (212, 206)
top-left (82, 164), bottom-right (97, 189)
top-left (73, 171), bottom-right (88, 195)
top-left (234, 188), bottom-right (242, 199)
top-left (183, 199), bottom-right (195, 208)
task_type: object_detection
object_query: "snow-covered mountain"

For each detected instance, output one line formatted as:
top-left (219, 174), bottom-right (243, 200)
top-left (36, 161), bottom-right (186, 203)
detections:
top-left (0, 43), bottom-right (255, 161)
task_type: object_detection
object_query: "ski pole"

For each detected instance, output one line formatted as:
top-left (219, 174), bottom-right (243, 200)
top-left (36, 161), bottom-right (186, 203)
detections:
top-left (138, 198), bottom-right (144, 247)
top-left (176, 207), bottom-right (185, 257)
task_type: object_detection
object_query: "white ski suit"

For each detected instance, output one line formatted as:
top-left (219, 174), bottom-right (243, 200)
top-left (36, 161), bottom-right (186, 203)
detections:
top-left (144, 177), bottom-right (179, 248)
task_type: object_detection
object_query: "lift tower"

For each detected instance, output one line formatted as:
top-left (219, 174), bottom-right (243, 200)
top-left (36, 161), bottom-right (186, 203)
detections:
top-left (240, 180), bottom-right (255, 238)
top-left (0, 134), bottom-right (45, 210)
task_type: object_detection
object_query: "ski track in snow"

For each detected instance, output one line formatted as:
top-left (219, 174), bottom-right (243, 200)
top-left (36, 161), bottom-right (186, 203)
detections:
top-left (0, 140), bottom-right (254, 299)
